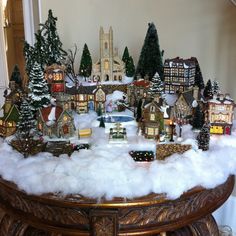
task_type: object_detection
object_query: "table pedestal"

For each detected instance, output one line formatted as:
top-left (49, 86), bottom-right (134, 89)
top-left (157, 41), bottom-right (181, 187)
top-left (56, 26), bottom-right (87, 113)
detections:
top-left (0, 176), bottom-right (234, 236)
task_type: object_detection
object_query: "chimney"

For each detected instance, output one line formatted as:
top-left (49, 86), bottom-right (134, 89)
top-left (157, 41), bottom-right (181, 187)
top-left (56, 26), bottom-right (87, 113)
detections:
top-left (154, 94), bottom-right (160, 103)
top-left (219, 94), bottom-right (224, 101)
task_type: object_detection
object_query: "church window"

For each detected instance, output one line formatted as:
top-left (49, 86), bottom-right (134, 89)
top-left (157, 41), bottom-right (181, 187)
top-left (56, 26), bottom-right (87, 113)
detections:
top-left (104, 60), bottom-right (109, 70)
top-left (105, 42), bottom-right (108, 49)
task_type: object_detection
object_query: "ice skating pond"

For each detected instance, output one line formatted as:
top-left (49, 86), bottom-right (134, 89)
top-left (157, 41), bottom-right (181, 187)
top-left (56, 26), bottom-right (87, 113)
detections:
top-left (93, 114), bottom-right (137, 132)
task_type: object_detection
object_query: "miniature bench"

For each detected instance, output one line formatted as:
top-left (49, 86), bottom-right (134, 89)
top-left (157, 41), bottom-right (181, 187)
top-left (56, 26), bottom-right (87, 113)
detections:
top-left (78, 128), bottom-right (92, 138)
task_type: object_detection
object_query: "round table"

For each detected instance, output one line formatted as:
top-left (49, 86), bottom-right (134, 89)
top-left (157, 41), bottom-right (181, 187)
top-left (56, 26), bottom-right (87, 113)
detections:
top-left (0, 175), bottom-right (234, 236)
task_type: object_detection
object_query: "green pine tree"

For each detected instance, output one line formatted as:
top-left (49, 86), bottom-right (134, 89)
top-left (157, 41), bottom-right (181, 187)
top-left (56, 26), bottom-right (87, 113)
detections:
top-left (193, 58), bottom-right (205, 90)
top-left (79, 43), bottom-right (92, 78)
top-left (41, 9), bottom-right (67, 66)
top-left (122, 46), bottom-right (130, 65)
top-left (96, 104), bottom-right (102, 116)
top-left (99, 116), bottom-right (105, 128)
top-left (192, 105), bottom-right (204, 130)
top-left (24, 41), bottom-right (35, 76)
top-left (126, 56), bottom-right (135, 77)
top-left (203, 79), bottom-right (213, 99)
top-left (10, 65), bottom-right (22, 88)
top-left (28, 61), bottom-right (51, 112)
top-left (135, 23), bottom-right (164, 80)
top-left (33, 29), bottom-right (48, 68)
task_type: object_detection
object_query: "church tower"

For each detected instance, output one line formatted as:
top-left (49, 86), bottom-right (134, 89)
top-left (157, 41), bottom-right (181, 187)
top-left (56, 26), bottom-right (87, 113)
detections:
top-left (92, 27), bottom-right (124, 82)
top-left (100, 27), bottom-right (114, 81)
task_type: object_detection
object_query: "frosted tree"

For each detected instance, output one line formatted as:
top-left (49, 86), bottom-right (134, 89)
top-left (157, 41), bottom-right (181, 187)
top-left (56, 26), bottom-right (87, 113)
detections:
top-left (41, 9), bottom-right (67, 65)
top-left (135, 23), bottom-right (164, 80)
top-left (148, 72), bottom-right (164, 97)
top-left (17, 99), bottom-right (36, 139)
top-left (28, 61), bottom-right (51, 112)
top-left (212, 80), bottom-right (220, 95)
top-left (197, 123), bottom-right (210, 151)
top-left (79, 43), bottom-right (92, 78)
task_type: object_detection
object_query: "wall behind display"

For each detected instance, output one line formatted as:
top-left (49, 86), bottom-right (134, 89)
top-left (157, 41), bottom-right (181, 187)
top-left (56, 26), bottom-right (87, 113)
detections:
top-left (39, 0), bottom-right (236, 100)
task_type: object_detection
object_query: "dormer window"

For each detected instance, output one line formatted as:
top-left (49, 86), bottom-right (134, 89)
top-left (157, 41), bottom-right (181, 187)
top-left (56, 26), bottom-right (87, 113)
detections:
top-left (150, 106), bottom-right (155, 112)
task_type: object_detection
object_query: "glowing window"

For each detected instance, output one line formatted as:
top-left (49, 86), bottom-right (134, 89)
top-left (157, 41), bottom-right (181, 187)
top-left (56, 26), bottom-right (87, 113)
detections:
top-left (63, 115), bottom-right (68, 122)
top-left (104, 60), bottom-right (109, 70)
top-left (150, 114), bottom-right (155, 121)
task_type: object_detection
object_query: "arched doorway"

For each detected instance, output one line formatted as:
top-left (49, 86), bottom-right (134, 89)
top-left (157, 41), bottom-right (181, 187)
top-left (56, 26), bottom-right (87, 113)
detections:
top-left (105, 74), bottom-right (109, 81)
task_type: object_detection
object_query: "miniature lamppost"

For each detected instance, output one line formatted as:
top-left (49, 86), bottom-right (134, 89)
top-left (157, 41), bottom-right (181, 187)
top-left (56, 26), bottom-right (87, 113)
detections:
top-left (169, 120), bottom-right (175, 142)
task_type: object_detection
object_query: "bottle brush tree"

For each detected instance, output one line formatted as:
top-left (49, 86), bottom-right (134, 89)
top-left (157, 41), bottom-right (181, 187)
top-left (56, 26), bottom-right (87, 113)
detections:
top-left (79, 43), bottom-right (92, 78)
top-left (135, 23), bottom-right (164, 80)
top-left (197, 123), bottom-right (210, 151)
top-left (10, 65), bottom-right (22, 89)
top-left (192, 105), bottom-right (204, 130)
top-left (203, 79), bottom-right (213, 99)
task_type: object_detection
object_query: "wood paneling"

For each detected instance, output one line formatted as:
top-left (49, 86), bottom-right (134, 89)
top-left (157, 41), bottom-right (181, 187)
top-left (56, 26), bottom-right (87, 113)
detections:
top-left (4, 0), bottom-right (25, 85)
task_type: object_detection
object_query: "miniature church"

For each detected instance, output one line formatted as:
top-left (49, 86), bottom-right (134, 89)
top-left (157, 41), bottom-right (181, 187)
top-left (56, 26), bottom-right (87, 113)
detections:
top-left (92, 27), bottom-right (125, 82)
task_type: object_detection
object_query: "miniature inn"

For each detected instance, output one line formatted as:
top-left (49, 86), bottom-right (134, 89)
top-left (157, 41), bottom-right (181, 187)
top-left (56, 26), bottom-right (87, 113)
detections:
top-left (0, 19), bottom-right (235, 160)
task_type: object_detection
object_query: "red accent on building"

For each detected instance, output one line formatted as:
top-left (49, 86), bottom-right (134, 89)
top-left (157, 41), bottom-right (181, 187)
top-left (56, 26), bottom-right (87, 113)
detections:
top-left (52, 83), bottom-right (65, 93)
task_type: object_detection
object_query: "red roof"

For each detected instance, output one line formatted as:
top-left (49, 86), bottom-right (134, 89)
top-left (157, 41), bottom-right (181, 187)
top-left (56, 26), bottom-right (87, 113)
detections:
top-left (133, 79), bottom-right (150, 88)
top-left (40, 106), bottom-right (63, 122)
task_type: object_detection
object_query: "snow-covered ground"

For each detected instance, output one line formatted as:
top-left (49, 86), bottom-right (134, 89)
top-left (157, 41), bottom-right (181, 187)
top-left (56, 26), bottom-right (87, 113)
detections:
top-left (0, 117), bottom-right (236, 200)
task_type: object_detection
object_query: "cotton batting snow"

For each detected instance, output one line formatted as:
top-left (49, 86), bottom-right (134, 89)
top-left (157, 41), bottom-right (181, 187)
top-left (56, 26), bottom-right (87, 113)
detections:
top-left (0, 124), bottom-right (236, 200)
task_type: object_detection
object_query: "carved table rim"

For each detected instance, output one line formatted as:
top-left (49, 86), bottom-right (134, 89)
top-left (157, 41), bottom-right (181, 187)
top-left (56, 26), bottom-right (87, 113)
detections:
top-left (0, 175), bottom-right (234, 235)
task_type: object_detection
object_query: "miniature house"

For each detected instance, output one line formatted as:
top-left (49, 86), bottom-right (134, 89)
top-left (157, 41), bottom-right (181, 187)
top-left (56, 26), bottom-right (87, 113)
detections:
top-left (206, 94), bottom-right (235, 135)
top-left (65, 85), bottom-right (106, 114)
top-left (92, 27), bottom-right (125, 82)
top-left (173, 87), bottom-right (201, 124)
top-left (38, 106), bottom-right (75, 138)
top-left (0, 104), bottom-right (19, 137)
top-left (45, 64), bottom-right (66, 94)
top-left (164, 57), bottom-right (196, 94)
top-left (127, 78), bottom-right (150, 106)
top-left (141, 100), bottom-right (164, 139)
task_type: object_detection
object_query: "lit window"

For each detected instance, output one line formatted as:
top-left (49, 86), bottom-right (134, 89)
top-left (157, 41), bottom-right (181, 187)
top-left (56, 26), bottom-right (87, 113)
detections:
top-left (63, 115), bottom-right (68, 122)
top-left (104, 60), bottom-right (109, 70)
top-left (147, 128), bottom-right (154, 135)
top-left (150, 114), bottom-right (155, 121)
top-left (79, 94), bottom-right (85, 101)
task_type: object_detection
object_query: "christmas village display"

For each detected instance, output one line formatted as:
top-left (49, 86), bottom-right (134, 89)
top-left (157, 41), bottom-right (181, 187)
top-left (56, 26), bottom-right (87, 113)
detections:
top-left (0, 10), bottom-right (235, 162)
